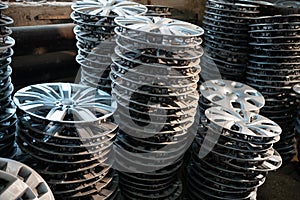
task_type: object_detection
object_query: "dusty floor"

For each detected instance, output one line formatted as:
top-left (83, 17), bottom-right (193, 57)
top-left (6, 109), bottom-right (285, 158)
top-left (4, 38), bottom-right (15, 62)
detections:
top-left (257, 162), bottom-right (300, 200)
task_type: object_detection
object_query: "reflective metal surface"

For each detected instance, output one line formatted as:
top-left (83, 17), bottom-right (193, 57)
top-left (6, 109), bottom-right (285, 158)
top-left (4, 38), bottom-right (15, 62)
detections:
top-left (72, 0), bottom-right (147, 18)
top-left (200, 79), bottom-right (265, 112)
top-left (14, 83), bottom-right (118, 199)
top-left (186, 105), bottom-right (282, 199)
top-left (0, 3), bottom-right (16, 158)
top-left (246, 12), bottom-right (300, 162)
top-left (115, 16), bottom-right (204, 37)
top-left (71, 0), bottom-right (147, 93)
top-left (206, 107), bottom-right (281, 138)
top-left (112, 15), bottom-right (203, 199)
top-left (201, 0), bottom-right (260, 82)
top-left (14, 83), bottom-right (115, 123)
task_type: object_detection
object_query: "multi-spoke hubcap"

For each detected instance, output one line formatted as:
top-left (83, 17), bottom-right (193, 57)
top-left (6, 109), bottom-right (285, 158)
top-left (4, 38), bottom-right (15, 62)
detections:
top-left (13, 83), bottom-right (115, 123)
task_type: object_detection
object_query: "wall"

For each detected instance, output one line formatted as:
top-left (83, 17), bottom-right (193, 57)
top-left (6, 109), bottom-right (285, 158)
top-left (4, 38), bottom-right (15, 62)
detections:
top-left (3, 0), bottom-right (207, 26)
top-left (3, 2), bottom-right (73, 26)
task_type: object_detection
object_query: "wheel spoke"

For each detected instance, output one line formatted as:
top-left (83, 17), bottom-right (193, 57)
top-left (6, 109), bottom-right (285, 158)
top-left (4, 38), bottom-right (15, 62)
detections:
top-left (14, 91), bottom-right (56, 102)
top-left (206, 107), bottom-right (281, 138)
top-left (45, 107), bottom-right (67, 121)
top-left (15, 83), bottom-right (114, 123)
top-left (73, 87), bottom-right (97, 102)
top-left (44, 124), bottom-right (64, 136)
top-left (71, 107), bottom-right (98, 121)
top-left (81, 103), bottom-right (112, 115)
top-left (73, 0), bottom-right (147, 17)
top-left (201, 79), bottom-right (265, 111)
top-left (20, 103), bottom-right (53, 113)
top-left (30, 84), bottom-right (61, 100)
top-left (59, 83), bottom-right (72, 100)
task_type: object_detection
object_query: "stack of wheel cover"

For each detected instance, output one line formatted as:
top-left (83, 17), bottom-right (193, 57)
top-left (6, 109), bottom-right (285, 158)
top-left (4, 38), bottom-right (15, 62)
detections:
top-left (0, 3), bottom-right (16, 158)
top-left (188, 107), bottom-right (282, 200)
top-left (71, 0), bottom-right (147, 93)
top-left (13, 83), bottom-right (119, 199)
top-left (187, 79), bottom-right (282, 200)
top-left (246, 1), bottom-right (300, 162)
top-left (0, 158), bottom-right (54, 200)
top-left (201, 0), bottom-right (259, 82)
top-left (293, 84), bottom-right (300, 161)
top-left (111, 15), bottom-right (204, 199)
top-left (198, 79), bottom-right (265, 131)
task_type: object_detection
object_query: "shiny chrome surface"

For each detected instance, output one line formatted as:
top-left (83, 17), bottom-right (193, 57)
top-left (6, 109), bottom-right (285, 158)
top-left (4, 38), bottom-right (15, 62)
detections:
top-left (205, 106), bottom-right (281, 138)
top-left (72, 0), bottom-right (147, 17)
top-left (14, 83), bottom-right (115, 123)
top-left (200, 79), bottom-right (265, 112)
top-left (0, 3), bottom-right (16, 158)
top-left (115, 16), bottom-right (204, 37)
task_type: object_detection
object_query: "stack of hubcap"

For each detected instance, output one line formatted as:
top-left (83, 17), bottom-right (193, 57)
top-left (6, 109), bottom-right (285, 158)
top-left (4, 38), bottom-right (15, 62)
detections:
top-left (246, 2), bottom-right (300, 162)
top-left (187, 106), bottom-right (282, 200)
top-left (293, 84), bottom-right (300, 161)
top-left (0, 3), bottom-right (16, 158)
top-left (111, 15), bottom-right (204, 199)
top-left (71, 0), bottom-right (147, 93)
top-left (14, 83), bottom-right (119, 199)
top-left (201, 0), bottom-right (260, 82)
top-left (198, 79), bottom-right (265, 133)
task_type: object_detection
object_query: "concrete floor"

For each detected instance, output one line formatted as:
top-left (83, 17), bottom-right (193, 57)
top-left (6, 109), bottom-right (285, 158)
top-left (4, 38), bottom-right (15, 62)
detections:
top-left (257, 162), bottom-right (300, 200)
